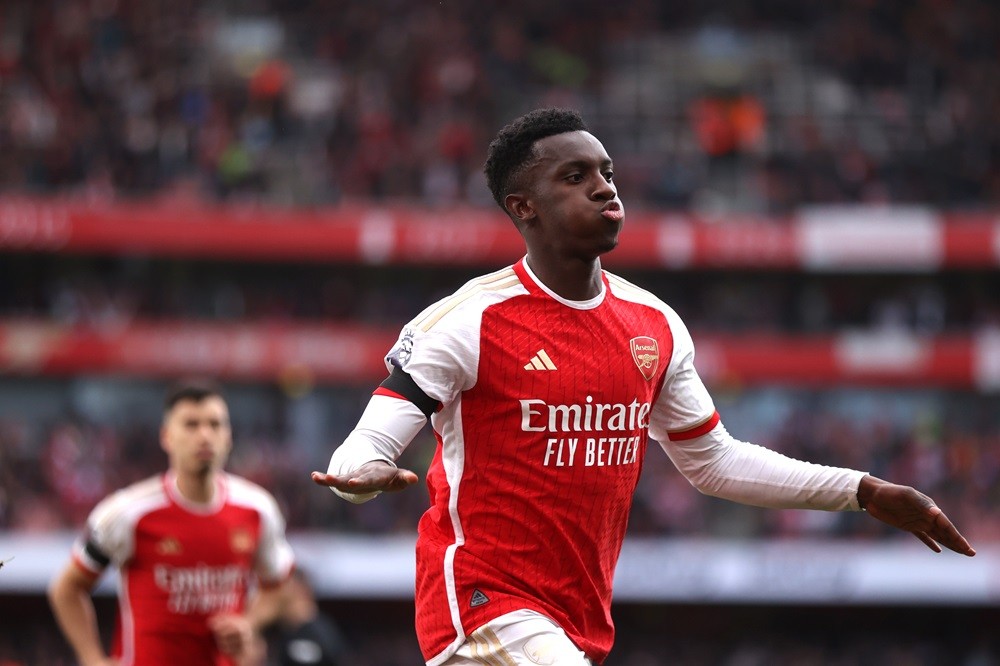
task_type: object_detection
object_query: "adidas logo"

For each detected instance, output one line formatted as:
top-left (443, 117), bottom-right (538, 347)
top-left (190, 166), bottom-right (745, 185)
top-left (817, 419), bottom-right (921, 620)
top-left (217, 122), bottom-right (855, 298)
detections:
top-left (470, 589), bottom-right (490, 608)
top-left (523, 349), bottom-right (557, 371)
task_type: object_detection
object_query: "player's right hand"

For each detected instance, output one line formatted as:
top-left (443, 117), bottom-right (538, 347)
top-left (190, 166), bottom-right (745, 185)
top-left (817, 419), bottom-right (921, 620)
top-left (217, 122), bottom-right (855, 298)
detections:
top-left (208, 613), bottom-right (254, 658)
top-left (311, 460), bottom-right (418, 494)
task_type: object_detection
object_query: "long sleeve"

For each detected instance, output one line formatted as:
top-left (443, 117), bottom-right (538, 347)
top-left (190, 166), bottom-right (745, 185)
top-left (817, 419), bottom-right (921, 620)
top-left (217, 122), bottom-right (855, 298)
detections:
top-left (657, 421), bottom-right (867, 511)
top-left (326, 394), bottom-right (427, 503)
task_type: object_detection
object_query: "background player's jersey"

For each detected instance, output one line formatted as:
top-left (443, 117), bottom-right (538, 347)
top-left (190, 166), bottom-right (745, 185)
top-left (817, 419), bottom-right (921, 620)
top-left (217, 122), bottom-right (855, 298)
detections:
top-left (386, 258), bottom-right (717, 665)
top-left (72, 472), bottom-right (295, 666)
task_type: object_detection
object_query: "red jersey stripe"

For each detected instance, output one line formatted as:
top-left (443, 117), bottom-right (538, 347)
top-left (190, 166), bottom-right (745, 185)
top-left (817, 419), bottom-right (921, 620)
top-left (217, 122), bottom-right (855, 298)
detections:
top-left (373, 386), bottom-right (409, 401)
top-left (668, 411), bottom-right (721, 441)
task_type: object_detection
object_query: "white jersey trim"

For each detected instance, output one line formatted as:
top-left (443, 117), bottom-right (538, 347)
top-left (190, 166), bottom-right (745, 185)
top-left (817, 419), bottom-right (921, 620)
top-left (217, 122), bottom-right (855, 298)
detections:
top-left (437, 396), bottom-right (470, 662)
top-left (521, 257), bottom-right (606, 310)
top-left (226, 474), bottom-right (297, 584)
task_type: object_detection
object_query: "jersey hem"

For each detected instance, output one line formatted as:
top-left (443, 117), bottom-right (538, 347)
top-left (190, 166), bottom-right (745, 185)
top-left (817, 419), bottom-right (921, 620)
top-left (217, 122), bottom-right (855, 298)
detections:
top-left (423, 607), bottom-right (570, 666)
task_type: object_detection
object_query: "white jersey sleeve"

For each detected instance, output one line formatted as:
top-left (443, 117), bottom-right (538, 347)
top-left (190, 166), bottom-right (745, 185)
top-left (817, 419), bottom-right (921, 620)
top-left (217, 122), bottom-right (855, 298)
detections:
top-left (326, 394), bottom-right (428, 503)
top-left (228, 476), bottom-right (295, 585)
top-left (648, 305), bottom-right (718, 438)
top-left (255, 499), bottom-right (295, 585)
top-left (384, 268), bottom-right (526, 404)
top-left (325, 268), bottom-right (526, 505)
top-left (657, 421), bottom-right (866, 511)
top-left (72, 476), bottom-right (165, 575)
top-left (647, 307), bottom-right (866, 511)
top-left (385, 319), bottom-right (478, 406)
top-left (323, 292), bottom-right (478, 507)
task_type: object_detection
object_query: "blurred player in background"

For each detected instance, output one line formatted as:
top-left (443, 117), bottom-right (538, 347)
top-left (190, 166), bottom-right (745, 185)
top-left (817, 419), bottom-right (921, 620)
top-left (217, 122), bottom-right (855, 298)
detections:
top-left (243, 568), bottom-right (348, 666)
top-left (49, 380), bottom-right (296, 666)
top-left (312, 108), bottom-right (976, 665)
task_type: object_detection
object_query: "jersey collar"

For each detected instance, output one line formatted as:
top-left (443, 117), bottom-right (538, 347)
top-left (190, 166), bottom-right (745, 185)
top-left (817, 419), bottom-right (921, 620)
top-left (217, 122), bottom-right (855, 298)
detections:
top-left (514, 256), bottom-right (608, 310)
top-left (163, 470), bottom-right (228, 515)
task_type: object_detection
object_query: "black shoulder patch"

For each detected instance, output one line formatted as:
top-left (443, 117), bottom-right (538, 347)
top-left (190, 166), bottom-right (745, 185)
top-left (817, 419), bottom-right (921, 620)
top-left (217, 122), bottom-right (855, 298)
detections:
top-left (379, 366), bottom-right (440, 418)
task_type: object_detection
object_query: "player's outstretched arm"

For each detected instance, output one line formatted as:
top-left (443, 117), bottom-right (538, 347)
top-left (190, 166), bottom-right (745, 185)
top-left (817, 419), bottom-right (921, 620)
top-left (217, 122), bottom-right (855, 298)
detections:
top-left (48, 562), bottom-right (118, 666)
top-left (311, 460), bottom-right (418, 495)
top-left (858, 475), bottom-right (976, 556)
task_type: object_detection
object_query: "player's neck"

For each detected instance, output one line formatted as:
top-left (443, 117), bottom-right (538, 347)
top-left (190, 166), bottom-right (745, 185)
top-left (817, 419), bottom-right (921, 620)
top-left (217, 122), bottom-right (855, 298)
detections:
top-left (174, 470), bottom-right (218, 504)
top-left (525, 254), bottom-right (603, 301)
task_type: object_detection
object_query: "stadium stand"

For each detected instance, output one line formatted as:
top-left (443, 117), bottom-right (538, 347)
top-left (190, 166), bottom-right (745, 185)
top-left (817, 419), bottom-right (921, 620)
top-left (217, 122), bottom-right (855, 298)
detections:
top-left (0, 0), bottom-right (998, 664)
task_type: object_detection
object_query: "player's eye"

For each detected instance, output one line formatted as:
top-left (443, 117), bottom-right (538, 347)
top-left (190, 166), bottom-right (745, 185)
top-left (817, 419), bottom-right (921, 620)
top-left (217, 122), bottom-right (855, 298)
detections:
top-left (565, 173), bottom-right (583, 183)
top-left (604, 170), bottom-right (614, 182)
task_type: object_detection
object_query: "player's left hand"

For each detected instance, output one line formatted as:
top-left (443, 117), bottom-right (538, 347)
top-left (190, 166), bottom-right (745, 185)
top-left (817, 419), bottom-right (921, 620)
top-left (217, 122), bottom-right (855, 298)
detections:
top-left (208, 613), bottom-right (254, 657)
top-left (857, 475), bottom-right (976, 556)
top-left (311, 460), bottom-right (418, 495)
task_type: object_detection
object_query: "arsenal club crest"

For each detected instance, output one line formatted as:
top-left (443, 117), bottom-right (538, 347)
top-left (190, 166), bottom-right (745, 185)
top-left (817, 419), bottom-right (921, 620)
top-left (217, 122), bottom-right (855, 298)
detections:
top-left (230, 529), bottom-right (254, 554)
top-left (630, 336), bottom-right (659, 381)
top-left (156, 537), bottom-right (182, 555)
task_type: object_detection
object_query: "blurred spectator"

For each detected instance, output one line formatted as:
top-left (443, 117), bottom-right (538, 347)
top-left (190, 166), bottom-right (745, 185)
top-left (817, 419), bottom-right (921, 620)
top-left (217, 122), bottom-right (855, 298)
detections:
top-left (0, 0), bottom-right (998, 210)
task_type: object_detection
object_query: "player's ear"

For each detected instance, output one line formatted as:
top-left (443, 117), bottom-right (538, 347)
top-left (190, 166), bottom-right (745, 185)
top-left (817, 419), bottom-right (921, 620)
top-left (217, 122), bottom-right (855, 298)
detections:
top-left (504, 192), bottom-right (535, 225)
top-left (159, 423), bottom-right (171, 455)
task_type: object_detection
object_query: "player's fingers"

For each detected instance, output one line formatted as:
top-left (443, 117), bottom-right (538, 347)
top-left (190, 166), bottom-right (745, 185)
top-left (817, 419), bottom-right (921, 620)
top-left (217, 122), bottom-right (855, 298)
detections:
top-left (930, 512), bottom-right (976, 556)
top-left (316, 473), bottom-right (370, 490)
top-left (395, 468), bottom-right (418, 483)
top-left (208, 620), bottom-right (238, 654)
top-left (913, 531), bottom-right (942, 553)
top-left (310, 471), bottom-right (335, 485)
top-left (386, 469), bottom-right (419, 491)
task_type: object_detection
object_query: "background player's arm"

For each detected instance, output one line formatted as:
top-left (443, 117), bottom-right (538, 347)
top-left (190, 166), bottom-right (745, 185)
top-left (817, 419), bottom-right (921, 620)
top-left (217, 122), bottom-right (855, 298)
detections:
top-left (243, 580), bottom-right (290, 632)
top-left (207, 585), bottom-right (290, 659)
top-left (205, 584), bottom-right (289, 660)
top-left (48, 561), bottom-right (117, 666)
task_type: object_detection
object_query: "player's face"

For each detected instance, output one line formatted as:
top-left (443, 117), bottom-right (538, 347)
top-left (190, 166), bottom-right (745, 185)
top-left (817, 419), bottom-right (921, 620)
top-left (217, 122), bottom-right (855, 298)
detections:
top-left (514, 130), bottom-right (624, 261)
top-left (161, 396), bottom-right (232, 477)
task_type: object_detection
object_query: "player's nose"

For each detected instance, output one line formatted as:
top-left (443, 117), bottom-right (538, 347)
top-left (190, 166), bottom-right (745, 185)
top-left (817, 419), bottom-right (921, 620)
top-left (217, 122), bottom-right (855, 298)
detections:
top-left (592, 175), bottom-right (616, 200)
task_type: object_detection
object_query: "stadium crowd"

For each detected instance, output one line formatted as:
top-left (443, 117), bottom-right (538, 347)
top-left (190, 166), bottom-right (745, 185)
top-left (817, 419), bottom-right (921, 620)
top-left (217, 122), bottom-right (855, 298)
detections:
top-left (1, 1), bottom-right (998, 664)
top-left (0, 0), bottom-right (998, 211)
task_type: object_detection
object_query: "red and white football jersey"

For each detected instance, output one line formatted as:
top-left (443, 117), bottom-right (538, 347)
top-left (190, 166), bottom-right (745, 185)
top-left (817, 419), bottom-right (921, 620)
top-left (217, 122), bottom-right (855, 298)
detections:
top-left (72, 471), bottom-right (295, 666)
top-left (387, 258), bottom-right (718, 665)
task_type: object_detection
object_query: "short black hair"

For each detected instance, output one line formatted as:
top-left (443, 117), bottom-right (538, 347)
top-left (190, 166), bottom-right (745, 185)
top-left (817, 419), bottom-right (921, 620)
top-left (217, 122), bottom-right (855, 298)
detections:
top-left (484, 108), bottom-right (588, 212)
top-left (164, 379), bottom-right (225, 411)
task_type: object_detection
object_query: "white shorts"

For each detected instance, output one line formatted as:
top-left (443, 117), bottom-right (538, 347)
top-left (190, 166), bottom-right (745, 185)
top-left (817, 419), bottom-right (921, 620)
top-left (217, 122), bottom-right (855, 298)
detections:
top-left (437, 610), bottom-right (593, 666)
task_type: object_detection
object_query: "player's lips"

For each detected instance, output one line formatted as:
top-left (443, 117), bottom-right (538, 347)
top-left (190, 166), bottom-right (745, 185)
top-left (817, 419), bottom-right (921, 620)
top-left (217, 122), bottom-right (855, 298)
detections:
top-left (601, 201), bottom-right (624, 222)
